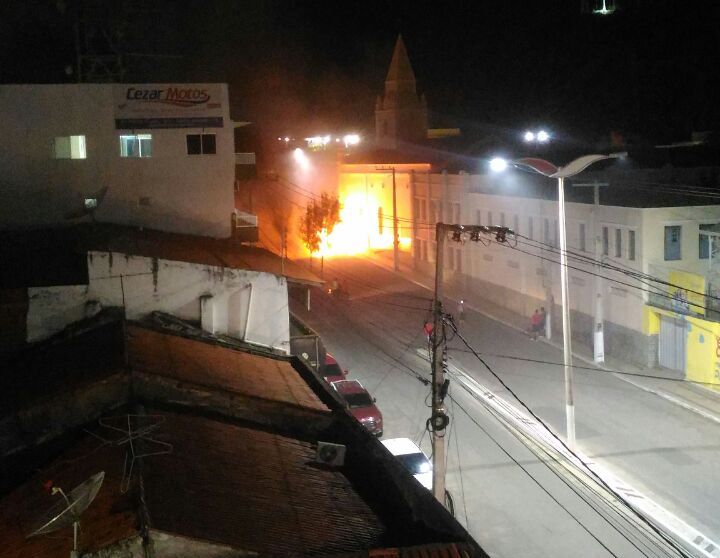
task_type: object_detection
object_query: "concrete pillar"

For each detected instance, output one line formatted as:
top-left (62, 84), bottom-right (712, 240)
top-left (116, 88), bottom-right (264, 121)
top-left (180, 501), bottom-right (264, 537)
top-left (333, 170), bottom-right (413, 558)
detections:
top-left (200, 295), bottom-right (216, 334)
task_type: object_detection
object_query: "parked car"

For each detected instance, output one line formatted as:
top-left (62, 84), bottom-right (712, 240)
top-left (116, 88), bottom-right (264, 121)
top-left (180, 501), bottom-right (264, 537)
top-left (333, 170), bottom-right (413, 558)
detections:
top-left (330, 379), bottom-right (383, 437)
top-left (381, 437), bottom-right (432, 490)
top-left (320, 353), bottom-right (347, 384)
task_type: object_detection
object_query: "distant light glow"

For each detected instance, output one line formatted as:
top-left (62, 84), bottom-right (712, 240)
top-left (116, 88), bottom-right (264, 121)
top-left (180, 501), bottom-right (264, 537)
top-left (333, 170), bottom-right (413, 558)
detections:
top-left (418, 462), bottom-right (431, 473)
top-left (293, 147), bottom-right (310, 170)
top-left (489, 157), bottom-right (508, 173)
top-left (537, 130), bottom-right (550, 143)
top-left (343, 134), bottom-right (361, 146)
top-left (284, 137), bottom-right (290, 142)
top-left (523, 131), bottom-right (535, 142)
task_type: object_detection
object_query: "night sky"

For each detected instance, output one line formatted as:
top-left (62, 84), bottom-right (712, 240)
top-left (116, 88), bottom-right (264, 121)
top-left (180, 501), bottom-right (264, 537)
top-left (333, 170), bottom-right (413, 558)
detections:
top-left (2, 0), bottom-right (719, 146)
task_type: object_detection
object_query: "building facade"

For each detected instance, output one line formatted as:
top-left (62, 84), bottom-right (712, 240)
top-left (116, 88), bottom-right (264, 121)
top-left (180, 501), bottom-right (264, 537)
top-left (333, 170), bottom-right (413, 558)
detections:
top-left (409, 169), bottom-right (720, 383)
top-left (0, 83), bottom-right (235, 237)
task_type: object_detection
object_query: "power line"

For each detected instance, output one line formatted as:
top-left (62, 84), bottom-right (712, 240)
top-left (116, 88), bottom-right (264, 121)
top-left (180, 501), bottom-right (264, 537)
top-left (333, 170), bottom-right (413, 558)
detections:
top-left (447, 347), bottom-right (720, 388)
top-left (514, 233), bottom-right (720, 303)
top-left (446, 318), bottom-right (695, 558)
top-left (495, 240), bottom-right (720, 315)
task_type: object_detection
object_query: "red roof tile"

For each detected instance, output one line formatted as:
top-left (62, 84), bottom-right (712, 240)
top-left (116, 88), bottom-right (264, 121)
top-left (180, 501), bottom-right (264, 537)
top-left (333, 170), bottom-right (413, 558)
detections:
top-left (127, 325), bottom-right (328, 412)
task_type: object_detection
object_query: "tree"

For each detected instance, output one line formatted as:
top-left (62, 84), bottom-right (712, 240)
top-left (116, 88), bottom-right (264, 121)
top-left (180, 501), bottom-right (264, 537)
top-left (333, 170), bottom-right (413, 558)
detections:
top-left (299, 201), bottom-right (322, 265)
top-left (298, 193), bottom-right (341, 272)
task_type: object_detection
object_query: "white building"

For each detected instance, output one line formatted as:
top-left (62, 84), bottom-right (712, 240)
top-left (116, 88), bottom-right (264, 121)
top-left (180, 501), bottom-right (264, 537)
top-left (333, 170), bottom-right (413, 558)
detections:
top-left (7, 225), bottom-right (322, 353)
top-left (0, 83), bottom-right (235, 237)
top-left (408, 169), bottom-right (720, 381)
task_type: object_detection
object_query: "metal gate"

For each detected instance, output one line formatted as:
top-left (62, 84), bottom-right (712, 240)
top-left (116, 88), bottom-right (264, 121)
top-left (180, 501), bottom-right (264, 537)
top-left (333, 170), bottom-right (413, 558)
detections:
top-left (658, 316), bottom-right (686, 371)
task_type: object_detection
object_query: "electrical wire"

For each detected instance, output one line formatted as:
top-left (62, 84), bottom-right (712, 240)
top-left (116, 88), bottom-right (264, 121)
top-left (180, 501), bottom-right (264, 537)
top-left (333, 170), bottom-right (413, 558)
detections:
top-left (514, 233), bottom-right (720, 303)
top-left (445, 391), bottom-right (635, 557)
top-left (447, 392), bottom-right (470, 530)
top-left (447, 347), bottom-right (720, 388)
top-left (447, 319), bottom-right (695, 558)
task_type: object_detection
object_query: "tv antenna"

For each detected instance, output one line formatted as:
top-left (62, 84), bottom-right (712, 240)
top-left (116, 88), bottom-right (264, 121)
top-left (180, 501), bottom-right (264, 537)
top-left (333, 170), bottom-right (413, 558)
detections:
top-left (93, 414), bottom-right (173, 493)
top-left (27, 471), bottom-right (105, 558)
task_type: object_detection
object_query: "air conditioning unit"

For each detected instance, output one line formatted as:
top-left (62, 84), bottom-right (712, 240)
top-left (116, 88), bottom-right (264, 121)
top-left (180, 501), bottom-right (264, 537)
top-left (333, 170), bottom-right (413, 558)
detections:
top-left (316, 442), bottom-right (346, 467)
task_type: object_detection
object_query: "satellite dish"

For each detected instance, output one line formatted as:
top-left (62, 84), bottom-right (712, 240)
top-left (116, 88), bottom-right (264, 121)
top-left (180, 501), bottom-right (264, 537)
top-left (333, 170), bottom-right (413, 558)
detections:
top-left (28, 471), bottom-right (105, 557)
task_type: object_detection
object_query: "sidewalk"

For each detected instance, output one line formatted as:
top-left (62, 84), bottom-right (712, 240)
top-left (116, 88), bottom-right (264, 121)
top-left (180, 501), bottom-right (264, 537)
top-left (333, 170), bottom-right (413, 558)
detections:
top-left (368, 248), bottom-right (720, 425)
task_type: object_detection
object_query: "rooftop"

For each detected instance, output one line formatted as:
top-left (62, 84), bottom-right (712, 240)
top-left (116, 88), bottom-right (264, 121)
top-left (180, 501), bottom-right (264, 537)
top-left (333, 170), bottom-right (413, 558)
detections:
top-left (1, 317), bottom-right (483, 557)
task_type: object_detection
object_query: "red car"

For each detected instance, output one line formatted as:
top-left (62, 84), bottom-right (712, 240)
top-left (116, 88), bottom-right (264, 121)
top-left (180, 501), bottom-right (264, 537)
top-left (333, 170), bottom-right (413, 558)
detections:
top-left (320, 353), bottom-right (347, 384)
top-left (331, 379), bottom-right (383, 437)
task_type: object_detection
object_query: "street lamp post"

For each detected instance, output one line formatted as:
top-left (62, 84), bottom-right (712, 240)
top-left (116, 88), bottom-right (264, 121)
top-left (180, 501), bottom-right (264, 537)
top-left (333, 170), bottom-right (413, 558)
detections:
top-left (492, 153), bottom-right (624, 450)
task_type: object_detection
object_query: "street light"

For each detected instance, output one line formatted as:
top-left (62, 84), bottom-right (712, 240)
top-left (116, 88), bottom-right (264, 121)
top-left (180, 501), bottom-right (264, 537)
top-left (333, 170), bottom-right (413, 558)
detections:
top-left (491, 152), bottom-right (625, 449)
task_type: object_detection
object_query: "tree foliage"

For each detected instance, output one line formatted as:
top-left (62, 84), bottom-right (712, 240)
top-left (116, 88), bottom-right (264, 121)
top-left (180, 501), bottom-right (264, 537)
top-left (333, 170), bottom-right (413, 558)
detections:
top-left (298, 193), bottom-right (341, 256)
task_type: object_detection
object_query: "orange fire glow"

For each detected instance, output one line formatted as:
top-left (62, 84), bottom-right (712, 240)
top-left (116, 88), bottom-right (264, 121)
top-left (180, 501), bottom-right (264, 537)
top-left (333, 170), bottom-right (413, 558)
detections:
top-left (310, 191), bottom-right (411, 258)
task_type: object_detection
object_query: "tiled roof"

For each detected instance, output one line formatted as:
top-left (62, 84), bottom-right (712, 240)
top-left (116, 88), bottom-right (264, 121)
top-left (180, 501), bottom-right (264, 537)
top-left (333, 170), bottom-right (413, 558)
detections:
top-left (1, 322), bottom-right (483, 557)
top-left (142, 410), bottom-right (386, 556)
top-left (127, 324), bottom-right (328, 412)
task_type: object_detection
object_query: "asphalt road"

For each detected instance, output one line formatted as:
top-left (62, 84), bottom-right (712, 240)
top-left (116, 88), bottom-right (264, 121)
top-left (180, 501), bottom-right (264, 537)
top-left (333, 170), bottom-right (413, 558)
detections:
top-left (292, 256), bottom-right (720, 558)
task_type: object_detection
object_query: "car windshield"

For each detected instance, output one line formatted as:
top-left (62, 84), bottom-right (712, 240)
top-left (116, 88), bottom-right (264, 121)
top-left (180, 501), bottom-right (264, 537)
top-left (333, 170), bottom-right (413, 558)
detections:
top-left (343, 392), bottom-right (373, 408)
top-left (396, 453), bottom-right (432, 475)
top-left (322, 363), bottom-right (343, 378)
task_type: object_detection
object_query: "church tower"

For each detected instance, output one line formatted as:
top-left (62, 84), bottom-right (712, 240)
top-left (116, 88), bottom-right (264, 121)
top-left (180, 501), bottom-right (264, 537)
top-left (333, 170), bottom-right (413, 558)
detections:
top-left (375, 35), bottom-right (428, 149)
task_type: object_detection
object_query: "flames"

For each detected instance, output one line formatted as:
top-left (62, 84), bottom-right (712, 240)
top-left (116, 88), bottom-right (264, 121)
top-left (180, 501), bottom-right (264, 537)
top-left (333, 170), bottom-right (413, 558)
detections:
top-left (311, 191), bottom-right (411, 258)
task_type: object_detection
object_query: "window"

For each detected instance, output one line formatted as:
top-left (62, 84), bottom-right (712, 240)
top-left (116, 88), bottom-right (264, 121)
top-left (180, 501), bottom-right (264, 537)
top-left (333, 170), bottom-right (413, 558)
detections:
top-left (699, 224), bottom-right (720, 259)
top-left (602, 226), bottom-right (609, 256)
top-left (429, 201), bottom-right (436, 223)
top-left (476, 209), bottom-right (482, 226)
top-left (544, 219), bottom-right (550, 244)
top-left (664, 225), bottom-right (681, 260)
top-left (120, 134), bottom-right (152, 157)
top-left (54, 135), bottom-right (86, 159)
top-left (453, 203), bottom-right (461, 223)
top-left (579, 223), bottom-right (586, 252)
top-left (186, 133), bottom-right (216, 155)
top-left (615, 228), bottom-right (622, 258)
top-left (487, 211), bottom-right (493, 226)
top-left (553, 220), bottom-right (559, 247)
top-left (378, 207), bottom-right (384, 234)
top-left (528, 216), bottom-right (534, 240)
top-left (500, 212), bottom-right (506, 227)
top-left (513, 214), bottom-right (519, 235)
top-left (628, 230), bottom-right (636, 261)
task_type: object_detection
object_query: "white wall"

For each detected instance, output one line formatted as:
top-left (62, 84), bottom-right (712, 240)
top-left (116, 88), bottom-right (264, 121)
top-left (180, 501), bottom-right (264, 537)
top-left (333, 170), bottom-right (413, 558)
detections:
top-left (642, 205), bottom-right (720, 275)
top-left (0, 84), bottom-right (235, 237)
top-left (412, 170), bottom-right (651, 334)
top-left (27, 251), bottom-right (291, 353)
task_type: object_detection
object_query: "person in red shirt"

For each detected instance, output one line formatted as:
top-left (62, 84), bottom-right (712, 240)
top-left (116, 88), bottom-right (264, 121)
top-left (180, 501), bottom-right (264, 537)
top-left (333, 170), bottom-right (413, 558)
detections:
top-left (530, 309), bottom-right (542, 340)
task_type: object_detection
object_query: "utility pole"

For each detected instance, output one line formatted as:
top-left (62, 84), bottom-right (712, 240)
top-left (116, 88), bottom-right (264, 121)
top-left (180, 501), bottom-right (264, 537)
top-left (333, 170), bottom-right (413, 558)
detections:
top-left (592, 184), bottom-right (605, 364)
top-left (431, 222), bottom-right (449, 504)
top-left (392, 167), bottom-right (400, 271)
top-left (576, 180), bottom-right (609, 364)
top-left (429, 222), bottom-right (511, 507)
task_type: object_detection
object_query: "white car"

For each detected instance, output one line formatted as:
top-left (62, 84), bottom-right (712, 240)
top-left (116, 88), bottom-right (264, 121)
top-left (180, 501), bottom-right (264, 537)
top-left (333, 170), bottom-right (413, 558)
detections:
top-left (381, 437), bottom-right (432, 490)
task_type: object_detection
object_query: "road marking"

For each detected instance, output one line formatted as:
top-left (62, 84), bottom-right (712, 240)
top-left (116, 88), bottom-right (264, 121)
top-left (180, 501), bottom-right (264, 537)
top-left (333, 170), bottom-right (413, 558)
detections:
top-left (417, 348), bottom-right (720, 558)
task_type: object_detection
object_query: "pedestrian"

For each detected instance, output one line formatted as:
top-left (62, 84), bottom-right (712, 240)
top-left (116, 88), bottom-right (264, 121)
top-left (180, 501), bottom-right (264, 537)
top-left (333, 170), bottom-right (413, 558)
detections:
top-left (423, 321), bottom-right (434, 342)
top-left (529, 309), bottom-right (542, 340)
top-left (331, 277), bottom-right (339, 295)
